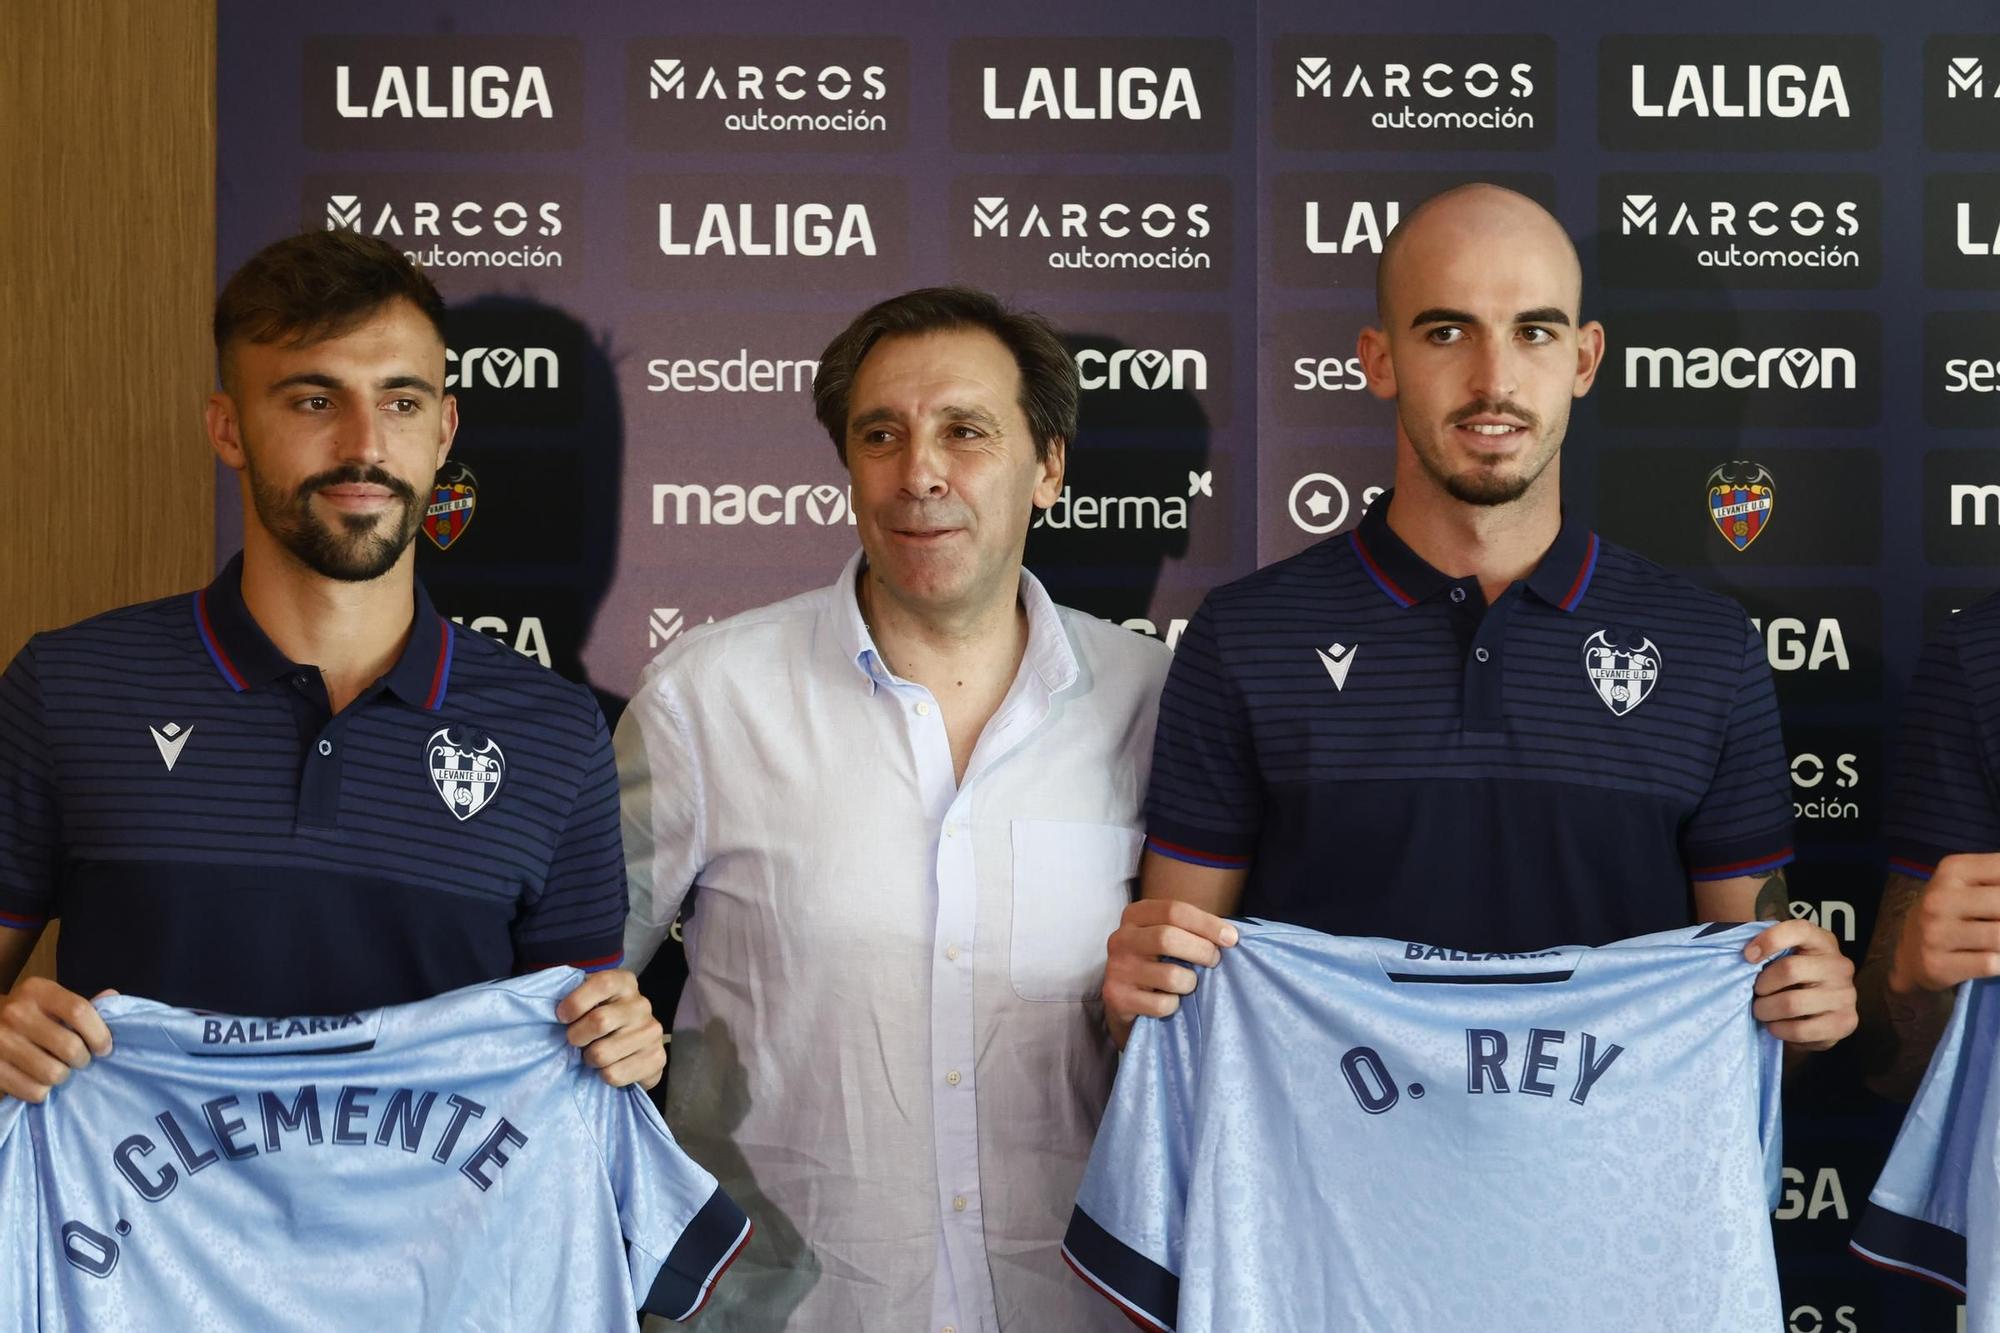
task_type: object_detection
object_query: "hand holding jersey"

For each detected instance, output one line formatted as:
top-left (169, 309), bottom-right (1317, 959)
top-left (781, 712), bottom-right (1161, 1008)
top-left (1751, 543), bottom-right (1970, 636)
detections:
top-left (1886, 852), bottom-right (2000, 994)
top-left (0, 972), bottom-right (113, 1105)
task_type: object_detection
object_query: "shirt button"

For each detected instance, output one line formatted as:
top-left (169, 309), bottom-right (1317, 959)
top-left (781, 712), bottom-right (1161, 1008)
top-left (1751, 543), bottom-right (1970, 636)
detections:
top-left (1474, 648), bottom-right (1490, 664)
top-left (945, 944), bottom-right (960, 961)
top-left (915, 701), bottom-right (931, 717)
top-left (946, 1069), bottom-right (961, 1087)
top-left (317, 739), bottom-right (333, 756)
top-left (952, 1196), bottom-right (967, 1212)
top-left (1450, 587), bottom-right (1467, 604)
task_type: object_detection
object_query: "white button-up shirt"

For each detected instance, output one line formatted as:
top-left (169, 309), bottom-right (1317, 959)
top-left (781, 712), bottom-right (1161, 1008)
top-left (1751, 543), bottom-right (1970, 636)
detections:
top-left (620, 553), bottom-right (1167, 1332)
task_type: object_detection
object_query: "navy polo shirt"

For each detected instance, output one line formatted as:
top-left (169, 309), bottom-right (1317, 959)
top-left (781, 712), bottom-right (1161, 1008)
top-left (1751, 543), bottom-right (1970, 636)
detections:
top-left (1145, 492), bottom-right (1794, 952)
top-left (0, 554), bottom-right (626, 1013)
top-left (1883, 591), bottom-right (2000, 880)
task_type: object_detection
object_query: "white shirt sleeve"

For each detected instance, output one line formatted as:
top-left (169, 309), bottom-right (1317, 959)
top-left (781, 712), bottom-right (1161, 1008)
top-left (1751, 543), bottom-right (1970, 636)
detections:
top-left (616, 666), bottom-right (707, 974)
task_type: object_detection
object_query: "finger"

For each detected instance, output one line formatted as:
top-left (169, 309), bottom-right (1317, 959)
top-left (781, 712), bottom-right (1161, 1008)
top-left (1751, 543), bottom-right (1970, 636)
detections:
top-left (0, 1029), bottom-right (72, 1094)
top-left (5, 1008), bottom-right (92, 1071)
top-left (1765, 1011), bottom-right (1858, 1048)
top-left (1937, 852), bottom-right (2000, 886)
top-left (1151, 900), bottom-right (1239, 947)
top-left (0, 1067), bottom-right (52, 1104)
top-left (1752, 954), bottom-right (1854, 996)
top-left (1930, 884), bottom-right (2000, 922)
top-left (1105, 983), bottom-right (1182, 1023)
top-left (1147, 925), bottom-right (1226, 969)
top-left (1754, 987), bottom-right (1843, 1024)
top-left (581, 1023), bottom-right (663, 1071)
top-left (1921, 918), bottom-right (2000, 957)
top-left (594, 1048), bottom-right (666, 1090)
top-left (25, 984), bottom-right (113, 1058)
top-left (1119, 961), bottom-right (1199, 997)
top-left (565, 995), bottom-right (646, 1048)
top-left (1743, 919), bottom-right (1836, 961)
top-left (555, 969), bottom-right (632, 1024)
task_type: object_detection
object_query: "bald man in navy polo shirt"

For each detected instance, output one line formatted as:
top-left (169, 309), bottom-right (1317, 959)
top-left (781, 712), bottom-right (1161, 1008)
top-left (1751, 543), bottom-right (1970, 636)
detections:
top-left (0, 231), bottom-right (663, 1104)
top-left (1103, 184), bottom-right (1857, 1057)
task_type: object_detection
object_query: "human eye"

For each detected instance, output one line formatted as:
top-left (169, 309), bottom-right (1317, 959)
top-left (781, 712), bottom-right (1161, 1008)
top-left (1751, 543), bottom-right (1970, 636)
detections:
top-left (1519, 326), bottom-right (1557, 346)
top-left (1424, 326), bottom-right (1464, 346)
top-left (385, 397), bottom-right (422, 415)
top-left (295, 395), bottom-right (334, 413)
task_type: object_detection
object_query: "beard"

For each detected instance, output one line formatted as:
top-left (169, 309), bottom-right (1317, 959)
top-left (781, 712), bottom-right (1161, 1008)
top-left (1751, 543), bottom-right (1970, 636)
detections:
top-left (247, 456), bottom-right (423, 582)
top-left (1405, 398), bottom-right (1558, 508)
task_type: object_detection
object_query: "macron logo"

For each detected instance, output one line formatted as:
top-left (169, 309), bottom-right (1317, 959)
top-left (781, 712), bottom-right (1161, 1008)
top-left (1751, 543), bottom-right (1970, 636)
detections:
top-left (150, 722), bottom-right (193, 772)
top-left (1316, 642), bottom-right (1357, 691)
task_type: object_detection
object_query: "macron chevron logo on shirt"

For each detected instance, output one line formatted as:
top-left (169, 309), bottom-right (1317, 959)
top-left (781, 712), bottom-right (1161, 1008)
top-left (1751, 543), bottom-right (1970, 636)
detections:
top-left (1063, 921), bottom-right (1784, 1333)
top-left (0, 970), bottom-right (748, 1332)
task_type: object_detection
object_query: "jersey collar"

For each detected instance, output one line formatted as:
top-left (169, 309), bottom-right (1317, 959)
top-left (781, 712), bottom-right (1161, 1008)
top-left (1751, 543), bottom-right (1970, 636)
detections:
top-left (1348, 489), bottom-right (1598, 613)
top-left (193, 553), bottom-right (456, 710)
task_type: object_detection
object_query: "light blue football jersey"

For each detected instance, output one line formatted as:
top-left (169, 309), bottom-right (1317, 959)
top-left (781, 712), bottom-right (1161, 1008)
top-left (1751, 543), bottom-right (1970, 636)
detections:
top-left (0, 968), bottom-right (749, 1332)
top-left (1064, 920), bottom-right (1784, 1333)
top-left (1851, 977), bottom-right (2000, 1325)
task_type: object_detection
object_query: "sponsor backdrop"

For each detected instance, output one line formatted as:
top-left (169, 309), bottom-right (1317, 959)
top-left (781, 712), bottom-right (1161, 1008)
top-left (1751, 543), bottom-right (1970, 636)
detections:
top-left (216, 1), bottom-right (1994, 1325)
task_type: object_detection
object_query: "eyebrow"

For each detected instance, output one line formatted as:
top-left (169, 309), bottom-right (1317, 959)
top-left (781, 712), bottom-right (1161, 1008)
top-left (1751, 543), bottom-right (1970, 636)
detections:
top-left (1408, 307), bottom-right (1573, 330)
top-left (268, 372), bottom-right (439, 398)
top-left (847, 404), bottom-right (1005, 434)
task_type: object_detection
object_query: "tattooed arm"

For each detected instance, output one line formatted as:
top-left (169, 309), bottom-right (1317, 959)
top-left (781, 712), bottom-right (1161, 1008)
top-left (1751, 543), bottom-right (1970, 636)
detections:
top-left (1694, 868), bottom-right (1857, 1056)
top-left (1856, 854), bottom-right (2000, 1101)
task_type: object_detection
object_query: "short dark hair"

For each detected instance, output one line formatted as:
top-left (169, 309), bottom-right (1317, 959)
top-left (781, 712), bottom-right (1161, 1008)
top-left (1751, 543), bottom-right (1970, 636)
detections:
top-left (213, 230), bottom-right (447, 385)
top-left (812, 286), bottom-right (1077, 464)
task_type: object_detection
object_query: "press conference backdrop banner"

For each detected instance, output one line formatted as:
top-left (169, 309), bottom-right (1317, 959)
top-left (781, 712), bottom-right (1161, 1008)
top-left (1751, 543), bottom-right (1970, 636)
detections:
top-left (217, 1), bottom-right (1997, 1326)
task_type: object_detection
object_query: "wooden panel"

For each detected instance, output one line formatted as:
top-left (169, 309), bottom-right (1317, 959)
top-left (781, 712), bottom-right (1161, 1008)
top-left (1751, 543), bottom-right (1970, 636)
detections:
top-left (0, 0), bottom-right (216, 984)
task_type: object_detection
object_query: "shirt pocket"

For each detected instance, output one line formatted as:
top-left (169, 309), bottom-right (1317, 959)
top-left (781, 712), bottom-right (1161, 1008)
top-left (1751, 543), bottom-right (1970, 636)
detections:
top-left (1008, 819), bottom-right (1144, 1002)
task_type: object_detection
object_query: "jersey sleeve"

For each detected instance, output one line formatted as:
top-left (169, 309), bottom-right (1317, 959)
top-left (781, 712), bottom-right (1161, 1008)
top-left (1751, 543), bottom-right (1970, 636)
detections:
top-left (0, 640), bottom-right (59, 932)
top-left (615, 665), bottom-right (706, 973)
top-left (1881, 617), bottom-right (2000, 879)
top-left (1849, 979), bottom-right (1991, 1295)
top-left (0, 1099), bottom-right (38, 1331)
top-left (1063, 997), bottom-right (1204, 1331)
top-left (1142, 600), bottom-right (1260, 871)
top-left (569, 1071), bottom-right (750, 1321)
top-left (512, 700), bottom-right (628, 974)
top-left (1681, 615), bottom-right (1795, 882)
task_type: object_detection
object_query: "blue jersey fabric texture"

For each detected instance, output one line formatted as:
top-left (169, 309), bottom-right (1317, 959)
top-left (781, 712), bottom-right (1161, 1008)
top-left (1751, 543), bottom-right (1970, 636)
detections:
top-left (1064, 920), bottom-right (1784, 1333)
top-left (1852, 978), bottom-right (2000, 1325)
top-left (0, 968), bottom-right (748, 1332)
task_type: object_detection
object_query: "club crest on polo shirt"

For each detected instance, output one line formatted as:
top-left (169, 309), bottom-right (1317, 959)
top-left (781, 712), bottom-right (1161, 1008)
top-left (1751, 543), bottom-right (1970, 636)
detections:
top-left (1582, 629), bottom-right (1661, 717)
top-left (427, 726), bottom-right (505, 820)
top-left (1706, 461), bottom-right (1776, 552)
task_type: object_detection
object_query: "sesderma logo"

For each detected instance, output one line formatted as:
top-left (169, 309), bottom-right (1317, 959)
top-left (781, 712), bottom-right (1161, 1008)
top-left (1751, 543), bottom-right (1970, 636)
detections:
top-left (1031, 471), bottom-right (1213, 532)
top-left (651, 482), bottom-right (854, 526)
top-left (1273, 35), bottom-right (1554, 150)
top-left (626, 38), bottom-right (909, 151)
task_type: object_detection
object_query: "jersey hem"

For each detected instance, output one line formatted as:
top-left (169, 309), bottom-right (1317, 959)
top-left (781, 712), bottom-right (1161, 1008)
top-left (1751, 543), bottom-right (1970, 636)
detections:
top-left (1849, 1203), bottom-right (1967, 1294)
top-left (1062, 1206), bottom-right (1179, 1331)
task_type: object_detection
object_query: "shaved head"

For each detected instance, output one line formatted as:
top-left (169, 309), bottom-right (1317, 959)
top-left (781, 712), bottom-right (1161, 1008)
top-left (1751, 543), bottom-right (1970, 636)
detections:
top-left (1376, 184), bottom-right (1582, 327)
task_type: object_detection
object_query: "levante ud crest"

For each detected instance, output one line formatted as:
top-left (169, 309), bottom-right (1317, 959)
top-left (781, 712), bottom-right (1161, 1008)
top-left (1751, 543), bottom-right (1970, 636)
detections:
top-left (1706, 462), bottom-right (1774, 553)
top-left (427, 726), bottom-right (505, 821)
top-left (1582, 630), bottom-right (1661, 717)
top-left (423, 460), bottom-right (478, 551)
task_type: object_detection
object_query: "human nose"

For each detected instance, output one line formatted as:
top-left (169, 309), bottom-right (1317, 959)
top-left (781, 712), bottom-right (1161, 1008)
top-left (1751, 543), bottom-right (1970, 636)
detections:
top-left (1467, 337), bottom-right (1520, 405)
top-left (332, 405), bottom-right (388, 466)
top-left (898, 437), bottom-right (949, 498)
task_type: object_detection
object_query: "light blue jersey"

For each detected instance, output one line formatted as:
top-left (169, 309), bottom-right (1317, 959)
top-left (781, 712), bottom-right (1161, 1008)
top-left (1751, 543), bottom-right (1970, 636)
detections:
top-left (0, 969), bottom-right (748, 1332)
top-left (1851, 977), bottom-right (2000, 1325)
top-left (1064, 920), bottom-right (1784, 1333)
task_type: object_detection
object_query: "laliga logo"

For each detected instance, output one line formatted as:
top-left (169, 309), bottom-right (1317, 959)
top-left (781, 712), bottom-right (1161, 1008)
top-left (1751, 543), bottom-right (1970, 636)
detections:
top-left (1075, 348), bottom-right (1207, 392)
top-left (981, 65), bottom-right (1201, 120)
top-left (335, 64), bottom-right (553, 119)
top-left (445, 347), bottom-right (558, 391)
top-left (1630, 63), bottom-right (1850, 118)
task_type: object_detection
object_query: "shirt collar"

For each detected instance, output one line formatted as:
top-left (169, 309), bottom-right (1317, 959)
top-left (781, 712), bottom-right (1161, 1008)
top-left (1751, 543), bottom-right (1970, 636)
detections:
top-left (828, 549), bottom-right (1079, 697)
top-left (193, 552), bottom-right (457, 709)
top-left (1348, 489), bottom-right (1599, 613)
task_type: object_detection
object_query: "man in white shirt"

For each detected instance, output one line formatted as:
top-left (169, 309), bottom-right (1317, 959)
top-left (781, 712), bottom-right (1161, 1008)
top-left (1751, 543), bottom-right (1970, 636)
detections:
top-left (617, 287), bottom-right (1169, 1332)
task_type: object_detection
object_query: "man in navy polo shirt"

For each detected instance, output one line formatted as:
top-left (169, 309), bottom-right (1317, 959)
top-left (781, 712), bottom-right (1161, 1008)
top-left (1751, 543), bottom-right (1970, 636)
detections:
top-left (1103, 183), bottom-right (1857, 1054)
top-left (0, 230), bottom-right (664, 1104)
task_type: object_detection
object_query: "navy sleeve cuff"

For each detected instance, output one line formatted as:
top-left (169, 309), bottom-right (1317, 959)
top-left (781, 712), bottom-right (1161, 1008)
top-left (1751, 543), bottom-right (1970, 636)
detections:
top-left (1850, 1203), bottom-right (1967, 1296)
top-left (642, 1184), bottom-right (752, 1320)
top-left (1062, 1206), bottom-right (1178, 1331)
top-left (1683, 840), bottom-right (1794, 882)
top-left (1144, 819), bottom-right (1254, 870)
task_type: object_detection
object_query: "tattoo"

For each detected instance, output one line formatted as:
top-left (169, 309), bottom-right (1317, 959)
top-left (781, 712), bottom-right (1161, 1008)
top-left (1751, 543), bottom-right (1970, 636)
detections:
top-left (1855, 873), bottom-right (1956, 1101)
top-left (1752, 869), bottom-right (1791, 922)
